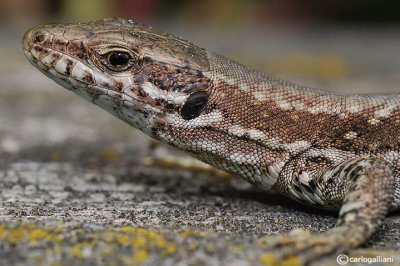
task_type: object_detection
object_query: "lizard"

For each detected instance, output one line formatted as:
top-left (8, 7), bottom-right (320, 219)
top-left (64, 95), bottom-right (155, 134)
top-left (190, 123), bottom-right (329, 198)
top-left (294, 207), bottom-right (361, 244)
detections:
top-left (22, 18), bottom-right (400, 264)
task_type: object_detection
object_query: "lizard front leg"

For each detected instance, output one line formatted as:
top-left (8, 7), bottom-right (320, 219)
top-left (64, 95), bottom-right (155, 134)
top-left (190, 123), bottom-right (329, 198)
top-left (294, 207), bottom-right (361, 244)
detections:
top-left (265, 153), bottom-right (395, 265)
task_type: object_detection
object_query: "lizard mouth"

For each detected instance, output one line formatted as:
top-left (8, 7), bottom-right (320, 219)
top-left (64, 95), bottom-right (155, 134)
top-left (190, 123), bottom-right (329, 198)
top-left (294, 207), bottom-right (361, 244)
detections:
top-left (23, 27), bottom-right (106, 94)
top-left (23, 26), bottom-right (147, 108)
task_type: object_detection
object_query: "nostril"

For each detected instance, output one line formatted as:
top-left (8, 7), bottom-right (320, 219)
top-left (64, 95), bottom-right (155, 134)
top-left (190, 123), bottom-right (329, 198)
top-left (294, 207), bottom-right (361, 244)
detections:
top-left (32, 31), bottom-right (46, 43)
top-left (23, 27), bottom-right (50, 51)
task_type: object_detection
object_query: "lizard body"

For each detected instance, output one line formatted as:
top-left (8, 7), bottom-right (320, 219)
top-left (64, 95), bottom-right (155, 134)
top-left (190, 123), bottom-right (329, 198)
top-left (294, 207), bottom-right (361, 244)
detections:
top-left (23, 18), bottom-right (399, 264)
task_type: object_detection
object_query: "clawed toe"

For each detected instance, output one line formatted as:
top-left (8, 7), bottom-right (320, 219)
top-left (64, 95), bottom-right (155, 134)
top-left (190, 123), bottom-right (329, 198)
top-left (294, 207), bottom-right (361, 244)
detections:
top-left (260, 229), bottom-right (343, 265)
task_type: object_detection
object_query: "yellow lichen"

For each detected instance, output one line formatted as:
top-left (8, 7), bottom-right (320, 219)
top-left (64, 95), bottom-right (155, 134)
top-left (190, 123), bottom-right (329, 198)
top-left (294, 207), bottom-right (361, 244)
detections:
top-left (99, 247), bottom-right (114, 257)
top-left (259, 254), bottom-right (278, 266)
top-left (132, 236), bottom-right (146, 248)
top-left (131, 249), bottom-right (148, 264)
top-left (8, 227), bottom-right (26, 245)
top-left (135, 228), bottom-right (149, 236)
top-left (27, 228), bottom-right (61, 245)
top-left (257, 237), bottom-right (269, 247)
top-left (116, 233), bottom-right (130, 246)
top-left (70, 242), bottom-right (92, 258)
top-left (70, 245), bottom-right (83, 258)
top-left (50, 261), bottom-right (62, 266)
top-left (230, 244), bottom-right (243, 254)
top-left (260, 254), bottom-right (302, 266)
top-left (99, 149), bottom-right (119, 161)
top-left (179, 228), bottom-right (203, 239)
top-left (154, 237), bottom-right (166, 249)
top-left (0, 225), bottom-right (4, 239)
top-left (120, 226), bottom-right (137, 234)
top-left (161, 243), bottom-right (176, 256)
top-left (0, 223), bottom-right (197, 265)
top-left (28, 229), bottom-right (48, 243)
top-left (188, 242), bottom-right (199, 251)
top-left (281, 256), bottom-right (302, 266)
top-left (103, 231), bottom-right (115, 243)
top-left (146, 230), bottom-right (157, 240)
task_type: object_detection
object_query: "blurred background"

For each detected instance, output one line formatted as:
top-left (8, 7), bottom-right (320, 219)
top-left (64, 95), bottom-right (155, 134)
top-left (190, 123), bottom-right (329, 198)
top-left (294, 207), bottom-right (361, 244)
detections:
top-left (3, 0), bottom-right (400, 88)
top-left (1, 0), bottom-right (400, 156)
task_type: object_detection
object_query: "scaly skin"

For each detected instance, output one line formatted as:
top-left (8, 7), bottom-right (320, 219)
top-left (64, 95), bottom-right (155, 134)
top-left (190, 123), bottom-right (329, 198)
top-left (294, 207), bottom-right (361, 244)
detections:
top-left (23, 18), bottom-right (399, 264)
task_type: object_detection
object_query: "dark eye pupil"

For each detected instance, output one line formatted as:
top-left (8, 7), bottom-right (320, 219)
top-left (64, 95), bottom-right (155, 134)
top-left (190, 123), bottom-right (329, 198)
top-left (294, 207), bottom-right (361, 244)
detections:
top-left (108, 52), bottom-right (130, 67)
top-left (181, 92), bottom-right (209, 120)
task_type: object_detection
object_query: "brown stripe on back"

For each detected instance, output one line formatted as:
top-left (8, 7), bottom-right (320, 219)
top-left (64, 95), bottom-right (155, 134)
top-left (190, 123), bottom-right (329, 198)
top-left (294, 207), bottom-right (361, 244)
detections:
top-left (207, 54), bottom-right (400, 155)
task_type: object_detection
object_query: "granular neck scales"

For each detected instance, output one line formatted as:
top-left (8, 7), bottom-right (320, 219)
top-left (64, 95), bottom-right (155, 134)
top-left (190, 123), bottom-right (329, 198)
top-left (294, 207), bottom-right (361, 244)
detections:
top-left (23, 18), bottom-right (399, 264)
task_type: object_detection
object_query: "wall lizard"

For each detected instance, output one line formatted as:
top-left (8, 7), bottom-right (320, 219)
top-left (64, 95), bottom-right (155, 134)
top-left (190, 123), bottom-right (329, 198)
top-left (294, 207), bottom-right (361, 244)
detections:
top-left (22, 18), bottom-right (400, 265)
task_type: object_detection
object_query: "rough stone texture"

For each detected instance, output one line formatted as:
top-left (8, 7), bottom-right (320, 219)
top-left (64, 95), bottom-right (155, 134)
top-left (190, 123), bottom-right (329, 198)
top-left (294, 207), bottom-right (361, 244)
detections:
top-left (1, 24), bottom-right (400, 266)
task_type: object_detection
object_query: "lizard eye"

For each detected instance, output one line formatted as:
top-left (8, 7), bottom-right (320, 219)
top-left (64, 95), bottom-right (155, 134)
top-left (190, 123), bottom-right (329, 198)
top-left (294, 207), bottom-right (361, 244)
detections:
top-left (181, 91), bottom-right (209, 120)
top-left (102, 51), bottom-right (134, 71)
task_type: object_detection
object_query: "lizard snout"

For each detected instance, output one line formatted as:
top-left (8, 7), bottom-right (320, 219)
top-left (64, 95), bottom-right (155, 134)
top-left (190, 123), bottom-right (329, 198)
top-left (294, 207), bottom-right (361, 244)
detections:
top-left (23, 26), bottom-right (51, 51)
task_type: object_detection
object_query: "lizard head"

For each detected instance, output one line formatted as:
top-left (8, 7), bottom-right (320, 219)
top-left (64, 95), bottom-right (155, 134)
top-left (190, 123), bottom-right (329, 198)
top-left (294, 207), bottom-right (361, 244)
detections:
top-left (23, 18), bottom-right (215, 138)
